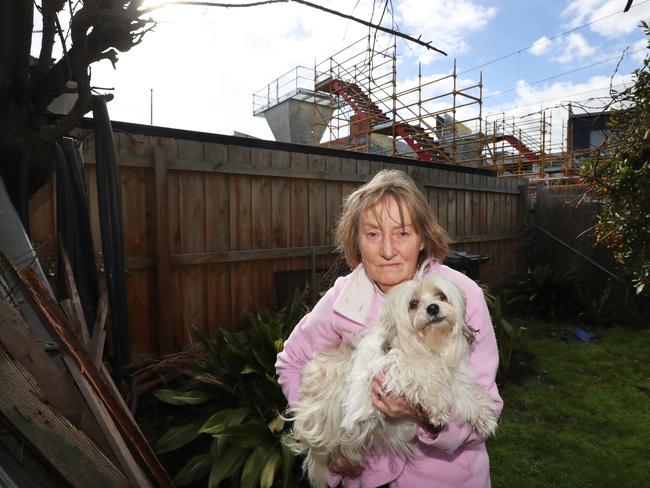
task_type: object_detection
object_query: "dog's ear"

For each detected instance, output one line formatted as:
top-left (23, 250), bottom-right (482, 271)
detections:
top-left (380, 280), bottom-right (416, 346)
top-left (438, 277), bottom-right (475, 344)
top-left (462, 323), bottom-right (478, 344)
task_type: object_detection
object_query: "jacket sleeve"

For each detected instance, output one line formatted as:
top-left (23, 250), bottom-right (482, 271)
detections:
top-left (275, 278), bottom-right (346, 408)
top-left (416, 279), bottom-right (503, 453)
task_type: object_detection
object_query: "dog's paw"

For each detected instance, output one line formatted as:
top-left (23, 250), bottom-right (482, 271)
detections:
top-left (420, 405), bottom-right (450, 428)
top-left (473, 409), bottom-right (498, 437)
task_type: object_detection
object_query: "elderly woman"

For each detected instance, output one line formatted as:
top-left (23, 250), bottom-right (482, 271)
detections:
top-left (275, 170), bottom-right (502, 487)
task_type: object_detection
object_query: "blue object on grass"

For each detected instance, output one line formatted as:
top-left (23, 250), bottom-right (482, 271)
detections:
top-left (575, 327), bottom-right (592, 342)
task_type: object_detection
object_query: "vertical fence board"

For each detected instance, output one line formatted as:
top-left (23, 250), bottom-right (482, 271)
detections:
top-left (204, 142), bottom-right (230, 331)
top-left (308, 154), bottom-right (327, 247)
top-left (251, 148), bottom-right (273, 313)
top-left (153, 144), bottom-right (172, 352)
top-left (204, 145), bottom-right (231, 332)
top-left (290, 153), bottom-right (310, 274)
top-left (229, 146), bottom-right (253, 324)
top-left (178, 143), bottom-right (207, 337)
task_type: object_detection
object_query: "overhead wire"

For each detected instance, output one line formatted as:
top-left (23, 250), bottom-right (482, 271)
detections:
top-left (457, 0), bottom-right (650, 76)
top-left (483, 47), bottom-right (644, 100)
top-left (483, 81), bottom-right (631, 117)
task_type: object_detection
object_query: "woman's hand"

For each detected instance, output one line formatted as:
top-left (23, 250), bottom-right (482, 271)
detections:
top-left (371, 371), bottom-right (419, 420)
top-left (328, 456), bottom-right (364, 478)
top-left (371, 372), bottom-right (444, 436)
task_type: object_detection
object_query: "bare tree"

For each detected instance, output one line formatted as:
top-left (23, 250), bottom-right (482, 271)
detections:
top-left (0, 0), bottom-right (443, 224)
top-left (0, 0), bottom-right (153, 221)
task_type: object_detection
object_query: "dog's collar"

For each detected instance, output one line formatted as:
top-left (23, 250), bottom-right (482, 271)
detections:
top-left (332, 265), bottom-right (376, 325)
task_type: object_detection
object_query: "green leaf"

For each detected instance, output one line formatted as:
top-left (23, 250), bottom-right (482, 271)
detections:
top-left (242, 365), bottom-right (262, 375)
top-left (267, 415), bottom-right (285, 434)
top-left (250, 325), bottom-right (277, 372)
top-left (173, 453), bottom-right (211, 486)
top-left (191, 372), bottom-right (223, 386)
top-left (240, 446), bottom-right (273, 488)
top-left (192, 325), bottom-right (220, 358)
top-left (260, 448), bottom-right (282, 488)
top-left (200, 408), bottom-right (250, 435)
top-left (155, 420), bottom-right (203, 454)
top-left (154, 388), bottom-right (214, 405)
top-left (214, 421), bottom-right (276, 449)
top-left (208, 438), bottom-right (248, 488)
top-left (280, 434), bottom-right (297, 488)
top-left (274, 338), bottom-right (284, 353)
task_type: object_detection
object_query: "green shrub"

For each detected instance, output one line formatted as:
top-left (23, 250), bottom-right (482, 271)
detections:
top-left (506, 265), bottom-right (582, 319)
top-left (153, 291), bottom-right (309, 488)
top-left (580, 22), bottom-right (650, 295)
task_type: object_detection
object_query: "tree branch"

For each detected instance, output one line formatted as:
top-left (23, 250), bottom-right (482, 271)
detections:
top-left (34, 1), bottom-right (67, 83)
top-left (292, 0), bottom-right (446, 55)
top-left (141, 0), bottom-right (447, 55)
top-left (140, 0), bottom-right (287, 13)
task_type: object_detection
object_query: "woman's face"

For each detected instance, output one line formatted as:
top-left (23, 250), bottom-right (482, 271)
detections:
top-left (358, 196), bottom-right (424, 293)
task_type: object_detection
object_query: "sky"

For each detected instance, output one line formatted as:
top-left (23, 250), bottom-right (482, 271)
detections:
top-left (76, 1), bottom-right (650, 148)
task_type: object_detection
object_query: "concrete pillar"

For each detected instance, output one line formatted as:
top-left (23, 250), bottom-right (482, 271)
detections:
top-left (262, 98), bottom-right (333, 145)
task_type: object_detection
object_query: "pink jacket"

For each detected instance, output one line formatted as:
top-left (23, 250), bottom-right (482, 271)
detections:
top-left (275, 260), bottom-right (503, 487)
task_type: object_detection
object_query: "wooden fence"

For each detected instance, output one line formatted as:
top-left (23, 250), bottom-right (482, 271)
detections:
top-left (28, 123), bottom-right (527, 356)
top-left (534, 183), bottom-right (623, 293)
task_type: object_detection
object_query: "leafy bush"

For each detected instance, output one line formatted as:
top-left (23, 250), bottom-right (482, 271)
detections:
top-left (580, 22), bottom-right (650, 295)
top-left (153, 291), bottom-right (309, 488)
top-left (484, 291), bottom-right (519, 379)
top-left (506, 265), bottom-right (583, 319)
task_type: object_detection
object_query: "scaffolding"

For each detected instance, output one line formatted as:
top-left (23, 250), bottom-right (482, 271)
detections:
top-left (253, 34), bottom-right (590, 184)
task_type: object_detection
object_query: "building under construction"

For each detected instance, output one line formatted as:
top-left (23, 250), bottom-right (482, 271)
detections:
top-left (253, 35), bottom-right (589, 185)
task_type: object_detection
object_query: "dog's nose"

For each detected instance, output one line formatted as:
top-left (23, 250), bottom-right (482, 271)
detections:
top-left (427, 303), bottom-right (439, 316)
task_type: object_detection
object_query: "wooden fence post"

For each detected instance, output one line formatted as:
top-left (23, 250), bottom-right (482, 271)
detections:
top-left (153, 143), bottom-right (172, 353)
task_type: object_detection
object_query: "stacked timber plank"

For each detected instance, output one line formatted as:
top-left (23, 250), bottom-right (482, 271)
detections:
top-left (0, 251), bottom-right (172, 487)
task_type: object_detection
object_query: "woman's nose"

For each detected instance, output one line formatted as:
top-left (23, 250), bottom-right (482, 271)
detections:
top-left (380, 234), bottom-right (397, 259)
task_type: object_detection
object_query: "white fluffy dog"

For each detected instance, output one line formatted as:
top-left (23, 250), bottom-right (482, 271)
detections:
top-left (289, 275), bottom-right (498, 488)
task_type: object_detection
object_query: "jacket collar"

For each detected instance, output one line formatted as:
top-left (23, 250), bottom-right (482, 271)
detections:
top-left (332, 258), bottom-right (438, 325)
top-left (332, 265), bottom-right (375, 325)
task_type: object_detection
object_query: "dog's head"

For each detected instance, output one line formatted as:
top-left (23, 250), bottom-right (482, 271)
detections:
top-left (380, 276), bottom-right (474, 354)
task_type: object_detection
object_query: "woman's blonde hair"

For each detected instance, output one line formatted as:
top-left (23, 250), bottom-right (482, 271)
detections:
top-left (335, 169), bottom-right (449, 268)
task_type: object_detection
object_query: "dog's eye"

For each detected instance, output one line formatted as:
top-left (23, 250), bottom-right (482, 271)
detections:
top-left (409, 299), bottom-right (419, 310)
top-left (437, 293), bottom-right (447, 302)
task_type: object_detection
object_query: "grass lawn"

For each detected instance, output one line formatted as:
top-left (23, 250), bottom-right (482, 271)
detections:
top-left (488, 319), bottom-right (650, 487)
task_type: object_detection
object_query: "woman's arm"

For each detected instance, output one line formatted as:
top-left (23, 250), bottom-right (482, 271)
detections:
top-left (275, 278), bottom-right (346, 408)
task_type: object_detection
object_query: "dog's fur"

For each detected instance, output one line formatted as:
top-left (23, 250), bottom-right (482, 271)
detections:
top-left (289, 276), bottom-right (498, 488)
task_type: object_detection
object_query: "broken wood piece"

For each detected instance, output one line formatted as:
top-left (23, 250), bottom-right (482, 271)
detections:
top-left (89, 289), bottom-right (108, 368)
top-left (0, 294), bottom-right (83, 428)
top-left (60, 245), bottom-right (90, 348)
top-left (0, 343), bottom-right (129, 487)
top-left (63, 356), bottom-right (152, 488)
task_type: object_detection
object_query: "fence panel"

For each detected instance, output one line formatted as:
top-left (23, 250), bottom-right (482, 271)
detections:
top-left (28, 128), bottom-right (527, 355)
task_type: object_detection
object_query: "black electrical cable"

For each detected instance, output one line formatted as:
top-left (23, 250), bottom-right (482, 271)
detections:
top-left (54, 138), bottom-right (100, 334)
top-left (92, 95), bottom-right (131, 387)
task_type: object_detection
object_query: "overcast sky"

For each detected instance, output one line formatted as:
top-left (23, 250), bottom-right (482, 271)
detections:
top-left (85, 0), bottom-right (649, 146)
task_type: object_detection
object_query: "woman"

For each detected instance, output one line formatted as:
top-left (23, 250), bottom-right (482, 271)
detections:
top-left (276, 170), bottom-right (502, 487)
